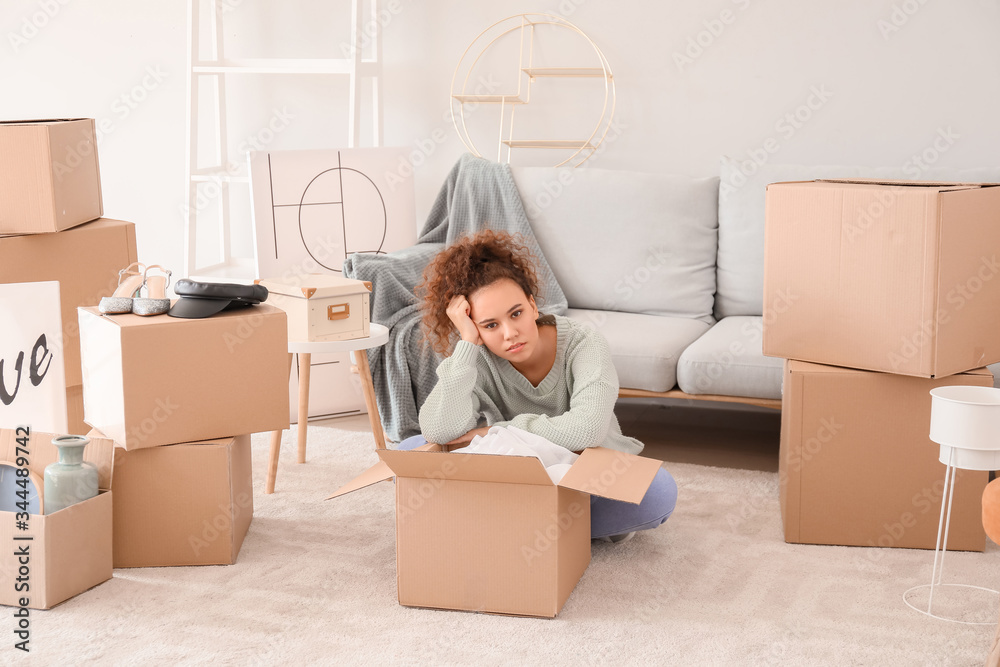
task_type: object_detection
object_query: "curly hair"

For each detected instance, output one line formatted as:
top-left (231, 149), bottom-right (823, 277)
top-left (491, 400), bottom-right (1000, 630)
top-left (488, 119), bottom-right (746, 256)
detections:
top-left (416, 230), bottom-right (541, 356)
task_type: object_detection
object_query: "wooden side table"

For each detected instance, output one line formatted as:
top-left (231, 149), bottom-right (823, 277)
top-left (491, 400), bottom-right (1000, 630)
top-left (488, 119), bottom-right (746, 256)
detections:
top-left (266, 322), bottom-right (389, 494)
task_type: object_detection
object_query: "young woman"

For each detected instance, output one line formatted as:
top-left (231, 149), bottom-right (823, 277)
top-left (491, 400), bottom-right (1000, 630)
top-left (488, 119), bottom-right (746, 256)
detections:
top-left (400, 230), bottom-right (677, 542)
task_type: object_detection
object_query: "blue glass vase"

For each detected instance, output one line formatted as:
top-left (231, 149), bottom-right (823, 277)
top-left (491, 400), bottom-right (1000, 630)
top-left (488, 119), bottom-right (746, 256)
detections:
top-left (44, 435), bottom-right (98, 514)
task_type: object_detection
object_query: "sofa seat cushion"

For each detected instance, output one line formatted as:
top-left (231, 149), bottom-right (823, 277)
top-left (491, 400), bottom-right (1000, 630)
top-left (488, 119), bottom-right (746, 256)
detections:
top-left (564, 308), bottom-right (711, 393)
top-left (512, 166), bottom-right (719, 324)
top-left (676, 316), bottom-right (783, 400)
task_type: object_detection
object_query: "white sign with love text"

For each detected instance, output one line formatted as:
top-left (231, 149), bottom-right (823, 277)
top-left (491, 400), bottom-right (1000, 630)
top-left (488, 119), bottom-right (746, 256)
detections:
top-left (0, 281), bottom-right (67, 434)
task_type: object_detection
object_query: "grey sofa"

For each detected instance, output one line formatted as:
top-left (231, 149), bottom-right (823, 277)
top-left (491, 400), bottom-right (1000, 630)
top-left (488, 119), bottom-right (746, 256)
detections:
top-left (509, 159), bottom-right (1000, 408)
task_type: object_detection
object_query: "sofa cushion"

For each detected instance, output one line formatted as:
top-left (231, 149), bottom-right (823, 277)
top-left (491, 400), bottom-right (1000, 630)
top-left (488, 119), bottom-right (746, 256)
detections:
top-left (564, 308), bottom-right (711, 393)
top-left (512, 166), bottom-right (719, 324)
top-left (991, 363), bottom-right (1000, 389)
top-left (714, 157), bottom-right (1000, 319)
top-left (676, 316), bottom-right (783, 400)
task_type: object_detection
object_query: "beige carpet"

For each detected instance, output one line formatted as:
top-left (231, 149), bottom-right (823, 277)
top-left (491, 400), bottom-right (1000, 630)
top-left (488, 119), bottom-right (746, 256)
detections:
top-left (22, 418), bottom-right (1000, 666)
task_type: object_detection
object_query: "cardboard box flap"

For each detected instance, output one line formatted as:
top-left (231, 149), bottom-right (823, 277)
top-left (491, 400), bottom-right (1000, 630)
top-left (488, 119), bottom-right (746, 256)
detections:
top-left (0, 429), bottom-right (114, 490)
top-left (325, 460), bottom-right (395, 499)
top-left (0, 118), bottom-right (88, 126)
top-left (557, 447), bottom-right (662, 505)
top-left (377, 449), bottom-right (554, 485)
top-left (787, 360), bottom-right (993, 378)
top-left (815, 178), bottom-right (994, 190)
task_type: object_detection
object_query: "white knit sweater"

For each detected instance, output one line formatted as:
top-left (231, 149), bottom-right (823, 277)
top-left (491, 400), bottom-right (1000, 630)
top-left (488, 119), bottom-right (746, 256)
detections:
top-left (418, 314), bottom-right (644, 455)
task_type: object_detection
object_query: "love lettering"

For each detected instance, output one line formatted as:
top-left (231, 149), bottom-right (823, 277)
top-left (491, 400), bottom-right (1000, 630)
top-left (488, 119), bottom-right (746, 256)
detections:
top-left (0, 333), bottom-right (54, 406)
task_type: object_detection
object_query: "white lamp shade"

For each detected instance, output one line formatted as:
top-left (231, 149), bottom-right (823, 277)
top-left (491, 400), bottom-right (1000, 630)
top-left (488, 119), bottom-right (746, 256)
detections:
top-left (929, 386), bottom-right (1000, 471)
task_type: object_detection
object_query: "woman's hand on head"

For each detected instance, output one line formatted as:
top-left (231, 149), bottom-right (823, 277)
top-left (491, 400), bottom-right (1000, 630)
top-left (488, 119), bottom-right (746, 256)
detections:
top-left (446, 294), bottom-right (482, 346)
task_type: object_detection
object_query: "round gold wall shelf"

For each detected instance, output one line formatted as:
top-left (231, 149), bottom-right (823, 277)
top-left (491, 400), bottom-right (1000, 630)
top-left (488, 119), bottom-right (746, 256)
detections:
top-left (450, 13), bottom-right (616, 168)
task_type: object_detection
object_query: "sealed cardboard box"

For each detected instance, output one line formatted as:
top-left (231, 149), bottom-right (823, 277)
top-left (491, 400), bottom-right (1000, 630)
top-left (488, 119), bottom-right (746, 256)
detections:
top-left (329, 444), bottom-right (662, 617)
top-left (0, 217), bottom-right (138, 386)
top-left (779, 360), bottom-right (990, 550)
top-left (0, 428), bottom-right (114, 610)
top-left (78, 303), bottom-right (289, 450)
top-left (0, 119), bottom-right (103, 234)
top-left (763, 180), bottom-right (1000, 377)
top-left (89, 429), bottom-right (253, 567)
top-left (258, 274), bottom-right (371, 342)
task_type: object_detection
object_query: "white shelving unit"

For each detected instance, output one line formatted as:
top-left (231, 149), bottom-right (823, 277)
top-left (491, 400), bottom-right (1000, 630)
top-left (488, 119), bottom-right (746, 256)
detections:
top-left (183, 0), bottom-right (383, 282)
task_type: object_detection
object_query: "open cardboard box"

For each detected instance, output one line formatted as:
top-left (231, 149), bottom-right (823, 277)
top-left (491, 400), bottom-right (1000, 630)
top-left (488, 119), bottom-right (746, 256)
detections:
top-left (764, 179), bottom-right (1000, 377)
top-left (0, 119), bottom-right (103, 234)
top-left (328, 443), bottom-right (662, 618)
top-left (0, 428), bottom-right (114, 610)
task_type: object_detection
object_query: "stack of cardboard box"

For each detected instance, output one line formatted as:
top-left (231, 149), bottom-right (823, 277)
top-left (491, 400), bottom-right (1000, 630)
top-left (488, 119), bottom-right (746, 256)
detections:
top-left (79, 301), bottom-right (291, 567)
top-left (763, 179), bottom-right (1000, 551)
top-left (0, 119), bottom-right (137, 434)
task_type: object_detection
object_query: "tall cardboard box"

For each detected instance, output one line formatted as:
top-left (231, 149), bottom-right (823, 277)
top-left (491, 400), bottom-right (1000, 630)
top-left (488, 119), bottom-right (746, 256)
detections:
top-left (330, 444), bottom-right (662, 617)
top-left (0, 119), bottom-right (103, 234)
top-left (0, 217), bottom-right (138, 386)
top-left (779, 360), bottom-right (990, 550)
top-left (0, 429), bottom-right (114, 610)
top-left (763, 180), bottom-right (1000, 377)
top-left (78, 304), bottom-right (289, 449)
top-left (90, 429), bottom-right (253, 567)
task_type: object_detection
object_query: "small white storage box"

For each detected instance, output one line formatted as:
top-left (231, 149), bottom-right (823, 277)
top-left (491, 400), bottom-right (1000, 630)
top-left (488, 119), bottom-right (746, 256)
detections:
top-left (259, 274), bottom-right (371, 342)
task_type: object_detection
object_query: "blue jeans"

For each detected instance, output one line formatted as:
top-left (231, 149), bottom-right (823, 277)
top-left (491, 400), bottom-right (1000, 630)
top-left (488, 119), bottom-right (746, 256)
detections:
top-left (396, 434), bottom-right (677, 539)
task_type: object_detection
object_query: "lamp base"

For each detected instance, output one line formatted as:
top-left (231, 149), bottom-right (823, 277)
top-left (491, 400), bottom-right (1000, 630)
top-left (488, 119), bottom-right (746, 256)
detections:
top-left (903, 583), bottom-right (999, 626)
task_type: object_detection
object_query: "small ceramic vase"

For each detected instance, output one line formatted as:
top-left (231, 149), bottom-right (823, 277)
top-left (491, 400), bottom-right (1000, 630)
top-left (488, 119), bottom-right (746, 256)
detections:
top-left (44, 435), bottom-right (98, 514)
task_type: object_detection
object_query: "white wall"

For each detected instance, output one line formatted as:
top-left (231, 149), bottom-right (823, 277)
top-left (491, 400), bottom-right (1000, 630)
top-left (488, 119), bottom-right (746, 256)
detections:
top-left (2, 0), bottom-right (998, 277)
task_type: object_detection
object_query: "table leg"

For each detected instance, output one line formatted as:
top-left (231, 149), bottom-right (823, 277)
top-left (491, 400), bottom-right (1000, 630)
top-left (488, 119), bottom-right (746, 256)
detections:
top-left (266, 352), bottom-right (295, 495)
top-left (354, 348), bottom-right (386, 450)
top-left (298, 352), bottom-right (311, 463)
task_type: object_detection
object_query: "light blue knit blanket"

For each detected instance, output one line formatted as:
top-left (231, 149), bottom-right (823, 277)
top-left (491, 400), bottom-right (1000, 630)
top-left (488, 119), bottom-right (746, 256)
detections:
top-left (343, 154), bottom-right (568, 443)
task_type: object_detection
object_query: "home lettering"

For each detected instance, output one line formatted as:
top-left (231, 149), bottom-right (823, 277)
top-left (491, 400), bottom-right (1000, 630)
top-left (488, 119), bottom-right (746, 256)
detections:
top-left (0, 334), bottom-right (54, 406)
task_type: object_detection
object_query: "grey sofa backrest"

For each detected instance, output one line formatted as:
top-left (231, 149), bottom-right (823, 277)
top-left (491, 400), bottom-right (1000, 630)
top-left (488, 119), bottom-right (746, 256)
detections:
top-left (510, 166), bottom-right (719, 324)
